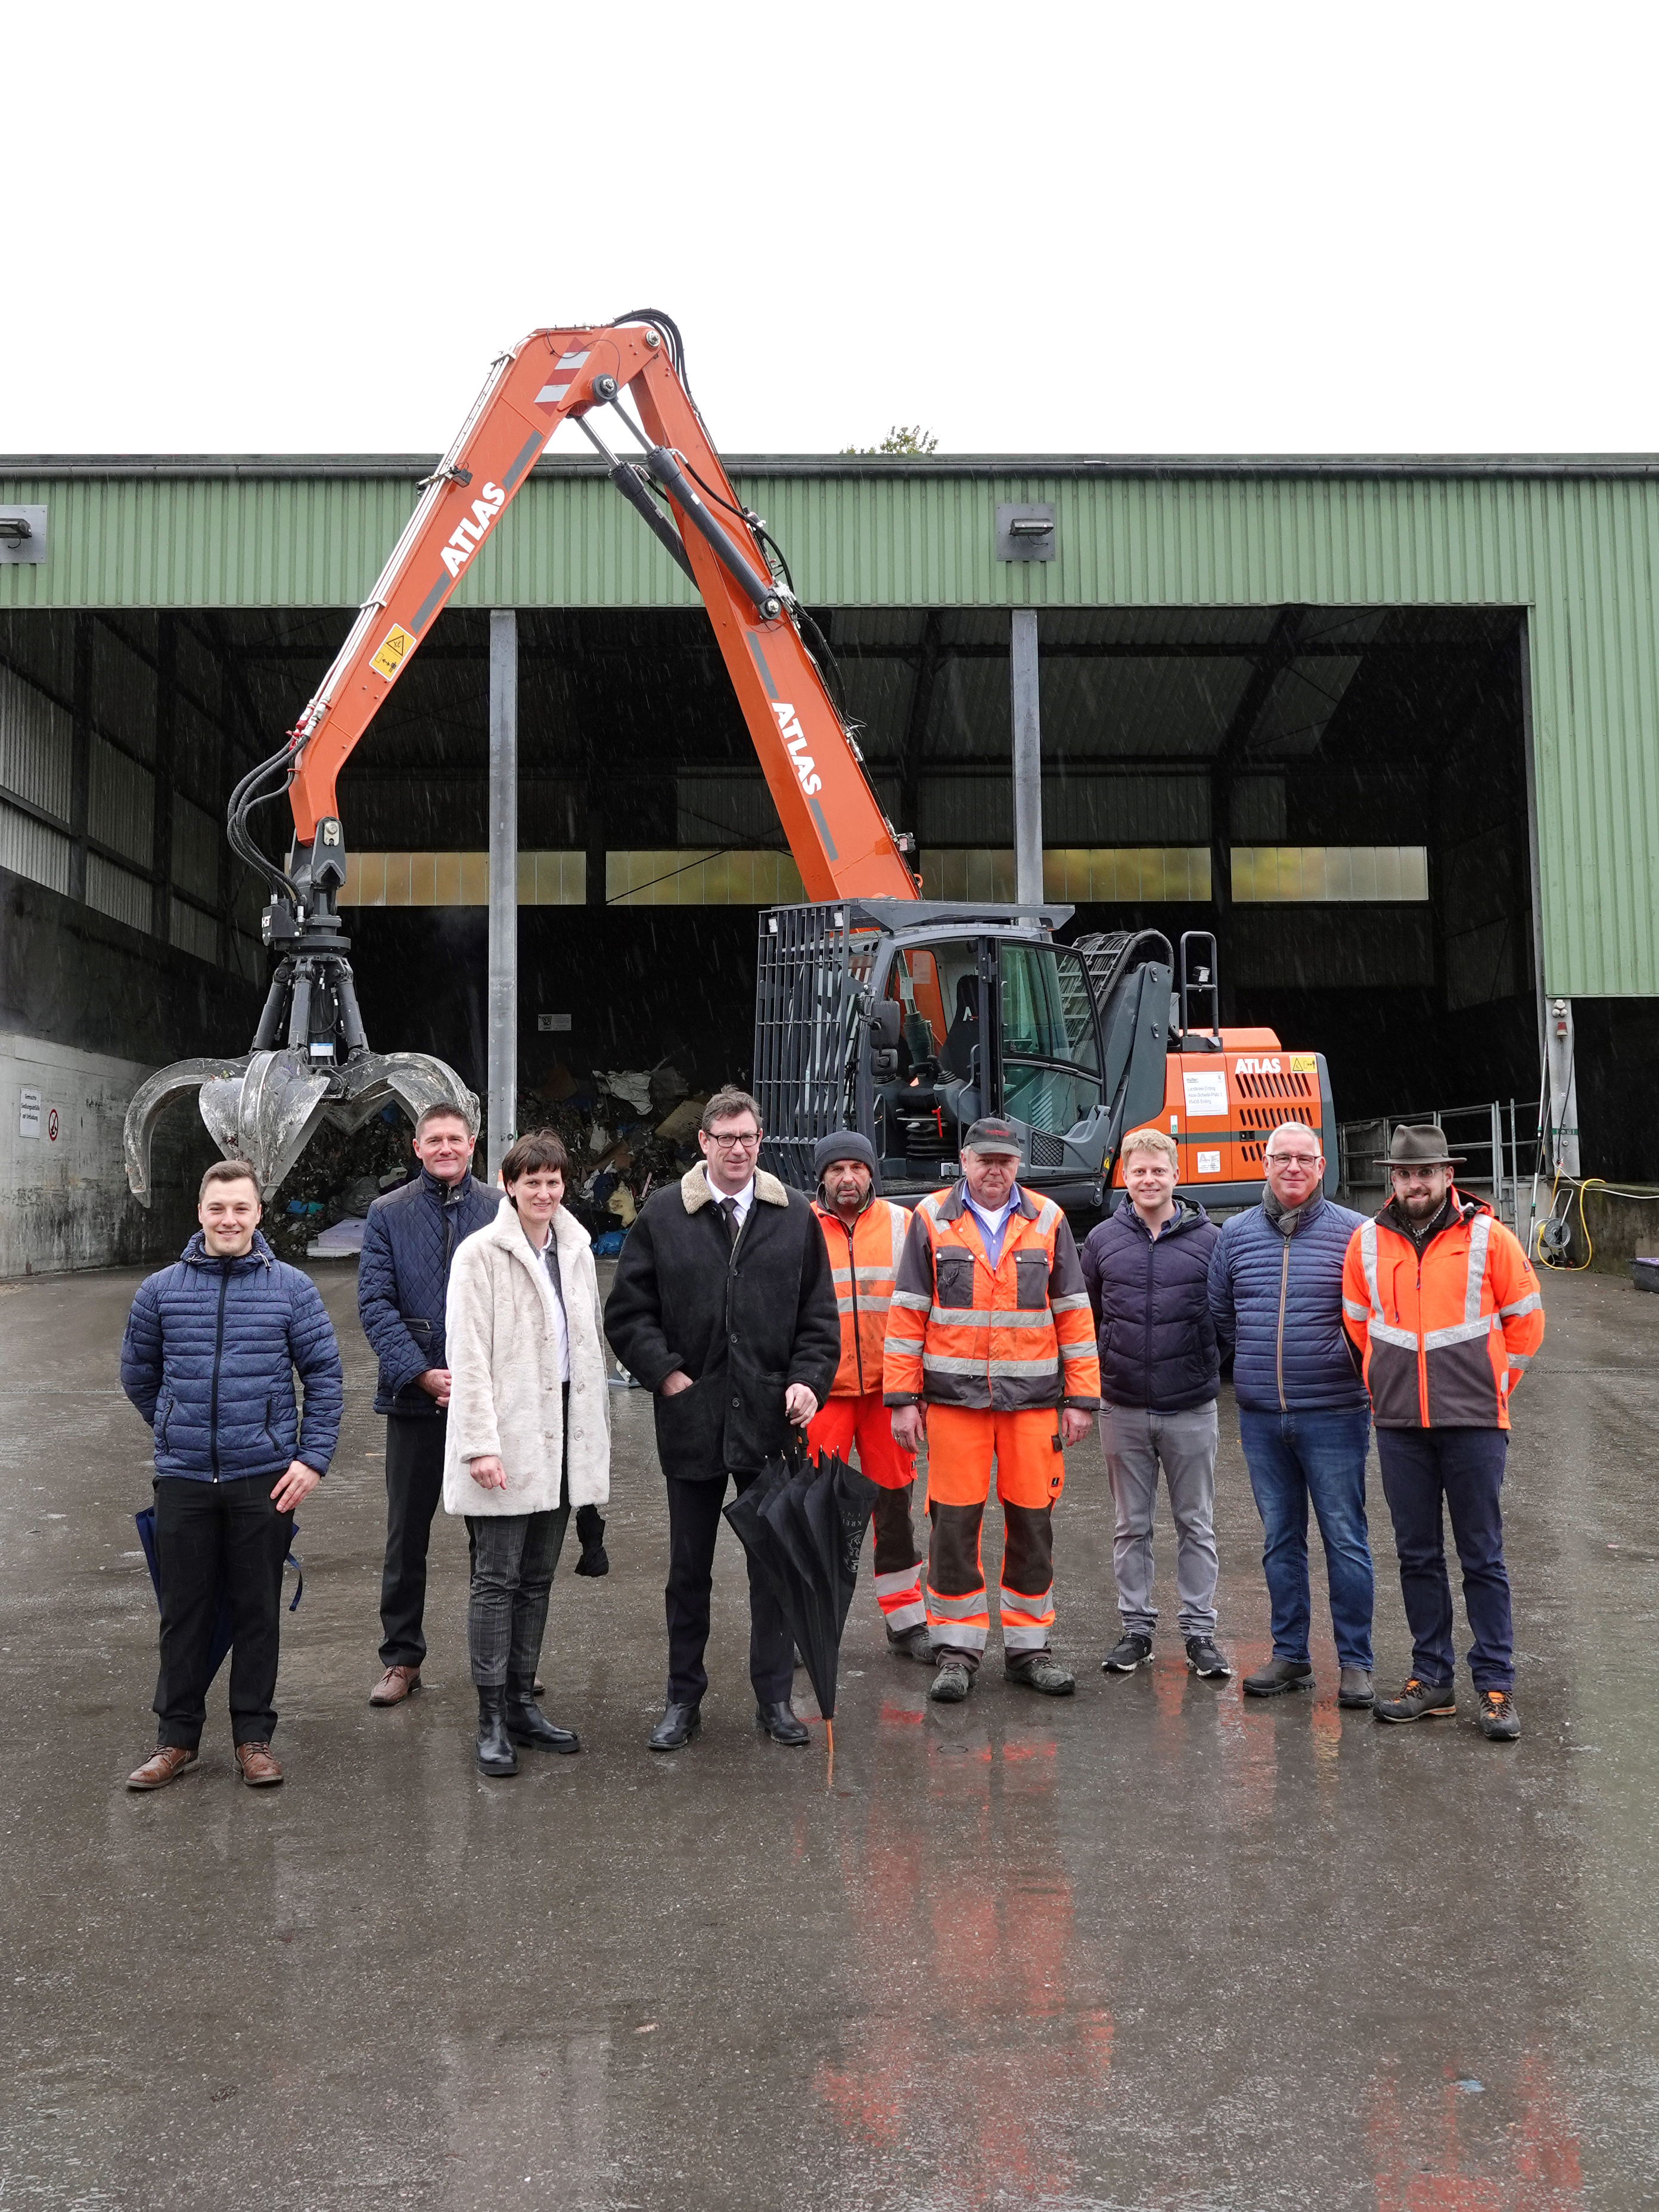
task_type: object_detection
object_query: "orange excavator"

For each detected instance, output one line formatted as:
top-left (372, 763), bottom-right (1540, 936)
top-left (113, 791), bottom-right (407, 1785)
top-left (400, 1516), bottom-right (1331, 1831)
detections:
top-left (123, 311), bottom-right (1332, 1215)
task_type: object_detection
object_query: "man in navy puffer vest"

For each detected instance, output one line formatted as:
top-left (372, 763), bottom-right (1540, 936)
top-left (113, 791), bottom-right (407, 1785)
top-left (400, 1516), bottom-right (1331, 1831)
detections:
top-left (1207, 1120), bottom-right (1375, 1707)
top-left (356, 1102), bottom-right (496, 1705)
top-left (120, 1157), bottom-right (343, 1790)
top-left (1080, 1127), bottom-right (1229, 1680)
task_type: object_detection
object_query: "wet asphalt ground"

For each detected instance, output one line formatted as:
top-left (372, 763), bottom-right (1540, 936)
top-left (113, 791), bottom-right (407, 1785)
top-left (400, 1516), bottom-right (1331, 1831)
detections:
top-left (0, 1257), bottom-right (1654, 2211)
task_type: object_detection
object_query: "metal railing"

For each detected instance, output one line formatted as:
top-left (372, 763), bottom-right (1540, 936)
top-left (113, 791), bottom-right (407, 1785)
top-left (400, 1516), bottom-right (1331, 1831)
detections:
top-left (1337, 1100), bottom-right (1537, 1238)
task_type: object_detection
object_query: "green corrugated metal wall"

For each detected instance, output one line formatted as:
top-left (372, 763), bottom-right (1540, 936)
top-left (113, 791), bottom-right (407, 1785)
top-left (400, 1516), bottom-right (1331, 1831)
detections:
top-left (2, 461), bottom-right (1657, 998)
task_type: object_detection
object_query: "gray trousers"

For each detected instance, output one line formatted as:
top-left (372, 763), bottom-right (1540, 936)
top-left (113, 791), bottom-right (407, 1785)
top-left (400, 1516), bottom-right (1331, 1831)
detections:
top-left (1097, 1401), bottom-right (1220, 1639)
top-left (464, 1507), bottom-right (570, 1688)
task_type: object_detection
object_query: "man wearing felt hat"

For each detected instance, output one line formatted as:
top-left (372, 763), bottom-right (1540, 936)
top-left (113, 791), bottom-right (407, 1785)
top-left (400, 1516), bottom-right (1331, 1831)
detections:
top-left (1342, 1122), bottom-right (1545, 1741)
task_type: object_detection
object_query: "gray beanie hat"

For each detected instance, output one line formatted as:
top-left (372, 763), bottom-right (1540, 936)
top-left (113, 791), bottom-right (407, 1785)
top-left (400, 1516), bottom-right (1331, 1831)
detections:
top-left (813, 1129), bottom-right (878, 1182)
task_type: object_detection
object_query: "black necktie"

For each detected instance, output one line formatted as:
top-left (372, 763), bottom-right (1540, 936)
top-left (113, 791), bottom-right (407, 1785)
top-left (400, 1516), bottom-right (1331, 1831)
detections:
top-left (719, 1197), bottom-right (739, 1248)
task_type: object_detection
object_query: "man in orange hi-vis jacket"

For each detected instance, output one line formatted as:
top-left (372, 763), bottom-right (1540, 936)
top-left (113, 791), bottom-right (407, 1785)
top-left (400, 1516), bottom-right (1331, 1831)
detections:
top-left (1342, 1123), bottom-right (1545, 1743)
top-left (885, 1119), bottom-right (1101, 1704)
top-left (807, 1131), bottom-right (931, 1662)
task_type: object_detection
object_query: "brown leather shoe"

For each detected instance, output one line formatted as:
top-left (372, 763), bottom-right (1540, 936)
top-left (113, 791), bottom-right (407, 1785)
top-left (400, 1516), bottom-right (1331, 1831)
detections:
top-left (369, 1664), bottom-right (422, 1706)
top-left (235, 1742), bottom-right (284, 1787)
top-left (127, 1745), bottom-right (198, 1792)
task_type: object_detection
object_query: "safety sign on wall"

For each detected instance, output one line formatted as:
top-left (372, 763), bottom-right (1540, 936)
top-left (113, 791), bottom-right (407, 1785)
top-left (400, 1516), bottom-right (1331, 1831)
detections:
top-left (46, 1106), bottom-right (60, 1144)
top-left (18, 1088), bottom-right (40, 1138)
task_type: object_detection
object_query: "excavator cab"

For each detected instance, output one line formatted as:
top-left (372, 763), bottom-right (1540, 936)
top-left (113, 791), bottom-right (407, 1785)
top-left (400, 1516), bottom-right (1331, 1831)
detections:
top-left (753, 900), bottom-right (1172, 1212)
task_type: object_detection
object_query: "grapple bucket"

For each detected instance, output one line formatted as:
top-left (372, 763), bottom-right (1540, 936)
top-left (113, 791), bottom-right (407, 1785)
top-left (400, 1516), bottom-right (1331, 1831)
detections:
top-left (123, 1048), bottom-right (479, 1207)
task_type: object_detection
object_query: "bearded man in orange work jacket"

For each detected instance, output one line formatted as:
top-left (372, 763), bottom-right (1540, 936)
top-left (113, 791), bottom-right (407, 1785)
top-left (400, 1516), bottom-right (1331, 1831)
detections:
top-left (885, 1119), bottom-right (1101, 1703)
top-left (807, 1130), bottom-right (931, 1662)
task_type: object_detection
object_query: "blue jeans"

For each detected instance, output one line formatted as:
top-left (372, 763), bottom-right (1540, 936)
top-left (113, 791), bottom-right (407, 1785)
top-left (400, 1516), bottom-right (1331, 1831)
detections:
top-left (1238, 1408), bottom-right (1374, 1669)
top-left (1375, 1426), bottom-right (1512, 1692)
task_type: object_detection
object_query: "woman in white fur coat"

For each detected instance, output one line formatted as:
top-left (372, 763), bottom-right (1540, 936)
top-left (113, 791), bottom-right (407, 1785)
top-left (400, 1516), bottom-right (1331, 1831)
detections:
top-left (443, 1129), bottom-right (611, 1776)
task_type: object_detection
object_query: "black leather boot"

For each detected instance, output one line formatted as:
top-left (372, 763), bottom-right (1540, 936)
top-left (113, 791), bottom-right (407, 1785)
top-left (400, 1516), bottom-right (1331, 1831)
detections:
top-left (476, 1687), bottom-right (518, 1776)
top-left (505, 1676), bottom-right (580, 1753)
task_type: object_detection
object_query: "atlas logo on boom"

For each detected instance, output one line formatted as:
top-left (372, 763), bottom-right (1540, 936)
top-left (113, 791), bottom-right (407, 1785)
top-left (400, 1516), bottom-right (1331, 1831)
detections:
top-left (771, 702), bottom-right (823, 796)
top-left (440, 482), bottom-right (507, 577)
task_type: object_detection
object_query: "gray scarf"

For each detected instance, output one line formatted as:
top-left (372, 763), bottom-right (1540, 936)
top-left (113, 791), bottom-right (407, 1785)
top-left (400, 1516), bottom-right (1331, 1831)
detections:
top-left (1262, 1185), bottom-right (1321, 1238)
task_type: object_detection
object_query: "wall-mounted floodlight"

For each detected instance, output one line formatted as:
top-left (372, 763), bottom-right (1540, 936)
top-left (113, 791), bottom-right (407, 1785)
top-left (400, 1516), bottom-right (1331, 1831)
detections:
top-left (0, 507), bottom-right (47, 564)
top-left (995, 501), bottom-right (1055, 562)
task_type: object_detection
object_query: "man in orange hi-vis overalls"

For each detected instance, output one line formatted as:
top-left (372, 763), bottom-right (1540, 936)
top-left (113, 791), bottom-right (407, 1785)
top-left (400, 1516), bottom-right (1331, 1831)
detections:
top-left (885, 1119), bottom-right (1101, 1703)
top-left (807, 1132), bottom-right (931, 1661)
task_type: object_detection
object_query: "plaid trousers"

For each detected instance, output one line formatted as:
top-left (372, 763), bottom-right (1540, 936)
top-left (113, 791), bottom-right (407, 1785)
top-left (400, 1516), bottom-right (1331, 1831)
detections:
top-left (464, 1505), bottom-right (570, 1688)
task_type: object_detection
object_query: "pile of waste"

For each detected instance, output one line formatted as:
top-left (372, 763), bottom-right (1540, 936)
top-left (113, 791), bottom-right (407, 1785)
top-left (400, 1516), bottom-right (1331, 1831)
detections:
top-left (521, 1055), bottom-right (705, 1251)
top-left (263, 1111), bottom-right (414, 1262)
top-left (257, 1052), bottom-right (707, 1261)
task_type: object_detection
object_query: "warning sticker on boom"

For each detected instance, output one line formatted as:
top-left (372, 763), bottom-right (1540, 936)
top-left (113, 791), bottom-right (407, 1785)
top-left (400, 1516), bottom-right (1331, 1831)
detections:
top-left (371, 624), bottom-right (415, 681)
top-left (1288, 1053), bottom-right (1317, 1073)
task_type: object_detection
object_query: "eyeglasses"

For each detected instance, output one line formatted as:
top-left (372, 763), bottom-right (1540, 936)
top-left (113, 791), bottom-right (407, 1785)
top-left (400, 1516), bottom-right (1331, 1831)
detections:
top-left (1265, 1153), bottom-right (1321, 1170)
top-left (708, 1131), bottom-right (760, 1150)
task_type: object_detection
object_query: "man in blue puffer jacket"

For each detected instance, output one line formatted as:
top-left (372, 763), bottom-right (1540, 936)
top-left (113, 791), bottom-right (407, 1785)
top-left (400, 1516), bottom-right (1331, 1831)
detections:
top-left (1208, 1120), bottom-right (1375, 1708)
top-left (1080, 1127), bottom-right (1229, 1680)
top-left (120, 1157), bottom-right (343, 1790)
top-left (356, 1102), bottom-right (496, 1705)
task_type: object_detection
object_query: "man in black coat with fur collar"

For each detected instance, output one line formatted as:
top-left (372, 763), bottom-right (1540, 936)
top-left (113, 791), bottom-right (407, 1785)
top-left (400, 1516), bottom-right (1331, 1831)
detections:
top-left (605, 1086), bottom-right (840, 1752)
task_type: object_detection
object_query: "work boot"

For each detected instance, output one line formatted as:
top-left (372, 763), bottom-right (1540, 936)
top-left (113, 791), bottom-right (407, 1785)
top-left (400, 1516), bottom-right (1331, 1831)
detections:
top-left (126, 1744), bottom-right (198, 1792)
top-left (928, 1660), bottom-right (973, 1703)
top-left (887, 1621), bottom-right (933, 1663)
top-left (1374, 1675), bottom-right (1457, 1724)
top-left (235, 1742), bottom-right (283, 1787)
top-left (504, 1676), bottom-right (580, 1754)
top-left (756, 1700), bottom-right (810, 1746)
top-left (1338, 1667), bottom-right (1376, 1710)
top-left (648, 1701), bottom-right (701, 1752)
top-left (1005, 1652), bottom-right (1076, 1697)
top-left (1102, 1632), bottom-right (1152, 1673)
top-left (1185, 1636), bottom-right (1233, 1679)
top-left (1477, 1689), bottom-right (1521, 1741)
top-left (475, 1688), bottom-right (518, 1776)
top-left (369, 1664), bottom-right (421, 1707)
top-left (1242, 1658), bottom-right (1315, 1698)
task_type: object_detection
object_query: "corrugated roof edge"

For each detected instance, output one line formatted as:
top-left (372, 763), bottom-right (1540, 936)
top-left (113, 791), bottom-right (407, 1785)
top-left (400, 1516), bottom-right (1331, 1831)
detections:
top-left (4, 453), bottom-right (1659, 481)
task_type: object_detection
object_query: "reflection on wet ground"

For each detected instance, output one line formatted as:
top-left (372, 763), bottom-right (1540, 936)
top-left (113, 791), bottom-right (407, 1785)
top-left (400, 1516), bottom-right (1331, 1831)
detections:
top-left (0, 1263), bottom-right (1651, 2207)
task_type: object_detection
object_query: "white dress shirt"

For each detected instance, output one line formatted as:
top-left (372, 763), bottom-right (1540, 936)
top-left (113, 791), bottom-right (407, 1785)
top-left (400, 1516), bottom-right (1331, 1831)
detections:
top-left (532, 1229), bottom-right (570, 1382)
top-left (706, 1168), bottom-right (756, 1235)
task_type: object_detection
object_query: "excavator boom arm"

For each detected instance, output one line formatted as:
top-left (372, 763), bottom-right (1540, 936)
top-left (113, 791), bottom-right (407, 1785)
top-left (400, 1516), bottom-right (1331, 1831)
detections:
top-left (285, 321), bottom-right (919, 903)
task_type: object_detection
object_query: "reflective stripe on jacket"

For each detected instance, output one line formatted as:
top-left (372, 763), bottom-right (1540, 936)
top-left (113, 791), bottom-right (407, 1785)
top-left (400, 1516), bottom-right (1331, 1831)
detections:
top-left (811, 1195), bottom-right (911, 1398)
top-left (883, 1183), bottom-right (1101, 1413)
top-left (1341, 1191), bottom-right (1544, 1430)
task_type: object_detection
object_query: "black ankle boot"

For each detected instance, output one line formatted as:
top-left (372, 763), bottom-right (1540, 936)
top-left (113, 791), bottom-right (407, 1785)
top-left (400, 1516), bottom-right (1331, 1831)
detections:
top-left (476, 1686), bottom-right (518, 1776)
top-left (505, 1676), bottom-right (580, 1754)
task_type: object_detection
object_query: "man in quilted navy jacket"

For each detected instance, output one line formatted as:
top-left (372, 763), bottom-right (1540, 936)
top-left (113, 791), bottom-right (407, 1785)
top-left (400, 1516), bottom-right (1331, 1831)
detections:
top-left (1208, 1121), bottom-right (1376, 1708)
top-left (1080, 1127), bottom-right (1228, 1681)
top-left (119, 1158), bottom-right (343, 1790)
top-left (356, 1102), bottom-right (495, 1705)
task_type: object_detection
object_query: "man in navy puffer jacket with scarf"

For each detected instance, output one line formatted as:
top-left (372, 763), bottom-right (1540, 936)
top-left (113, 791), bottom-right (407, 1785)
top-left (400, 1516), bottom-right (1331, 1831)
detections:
top-left (1080, 1126), bottom-right (1229, 1680)
top-left (120, 1156), bottom-right (343, 1790)
top-left (1208, 1119), bottom-right (1375, 1707)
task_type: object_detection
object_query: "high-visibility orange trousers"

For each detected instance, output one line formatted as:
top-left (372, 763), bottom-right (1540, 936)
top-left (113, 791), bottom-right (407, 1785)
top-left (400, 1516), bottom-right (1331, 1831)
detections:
top-left (808, 1392), bottom-right (924, 1634)
top-left (923, 1404), bottom-right (1065, 1667)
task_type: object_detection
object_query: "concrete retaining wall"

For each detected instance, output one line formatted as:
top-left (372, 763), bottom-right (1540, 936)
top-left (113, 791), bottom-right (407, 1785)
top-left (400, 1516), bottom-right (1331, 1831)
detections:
top-left (0, 1029), bottom-right (211, 1275)
top-left (0, 862), bottom-right (260, 1277)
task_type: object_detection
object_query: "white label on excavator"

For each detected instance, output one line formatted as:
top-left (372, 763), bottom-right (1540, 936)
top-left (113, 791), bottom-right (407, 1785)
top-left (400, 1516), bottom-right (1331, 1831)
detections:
top-left (1182, 1070), bottom-right (1228, 1116)
top-left (1196, 1150), bottom-right (1222, 1175)
top-left (371, 624), bottom-right (415, 681)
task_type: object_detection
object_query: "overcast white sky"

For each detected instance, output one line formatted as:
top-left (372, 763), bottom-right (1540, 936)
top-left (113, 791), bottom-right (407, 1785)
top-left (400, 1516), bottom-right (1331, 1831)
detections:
top-left (5, 2), bottom-right (1655, 458)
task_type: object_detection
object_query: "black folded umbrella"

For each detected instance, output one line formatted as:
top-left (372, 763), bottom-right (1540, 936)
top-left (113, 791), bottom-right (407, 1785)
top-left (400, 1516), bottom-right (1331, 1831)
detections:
top-left (725, 1446), bottom-right (880, 1773)
top-left (134, 1506), bottom-right (303, 1686)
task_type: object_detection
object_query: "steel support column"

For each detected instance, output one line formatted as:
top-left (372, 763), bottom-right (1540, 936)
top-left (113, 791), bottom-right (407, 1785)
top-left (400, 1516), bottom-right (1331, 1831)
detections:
top-left (487, 610), bottom-right (518, 1178)
top-left (151, 616), bottom-right (175, 943)
top-left (1010, 610), bottom-right (1042, 909)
